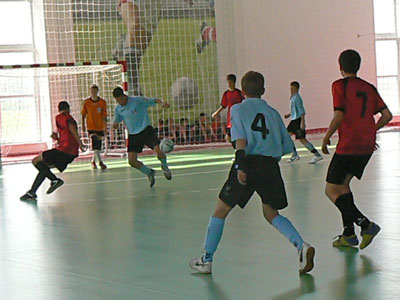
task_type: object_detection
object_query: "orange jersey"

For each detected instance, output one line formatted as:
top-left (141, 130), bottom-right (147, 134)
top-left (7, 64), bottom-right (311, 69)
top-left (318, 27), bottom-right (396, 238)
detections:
top-left (81, 97), bottom-right (107, 131)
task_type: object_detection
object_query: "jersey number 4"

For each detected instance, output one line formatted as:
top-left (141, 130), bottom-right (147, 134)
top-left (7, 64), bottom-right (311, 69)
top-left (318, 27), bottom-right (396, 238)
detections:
top-left (251, 113), bottom-right (269, 139)
top-left (356, 91), bottom-right (368, 118)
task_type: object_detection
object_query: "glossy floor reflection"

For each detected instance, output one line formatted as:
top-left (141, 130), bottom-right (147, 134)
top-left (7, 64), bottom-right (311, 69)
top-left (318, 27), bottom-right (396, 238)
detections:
top-left (1, 131), bottom-right (400, 300)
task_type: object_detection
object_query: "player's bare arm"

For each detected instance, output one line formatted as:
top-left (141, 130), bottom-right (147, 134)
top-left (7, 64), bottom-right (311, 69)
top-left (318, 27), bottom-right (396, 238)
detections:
top-left (50, 131), bottom-right (59, 141)
top-left (322, 110), bottom-right (345, 154)
top-left (81, 114), bottom-right (86, 133)
top-left (155, 98), bottom-right (170, 109)
top-left (212, 106), bottom-right (225, 119)
top-left (300, 114), bottom-right (306, 129)
top-left (68, 121), bottom-right (85, 151)
top-left (235, 139), bottom-right (247, 185)
top-left (375, 108), bottom-right (393, 131)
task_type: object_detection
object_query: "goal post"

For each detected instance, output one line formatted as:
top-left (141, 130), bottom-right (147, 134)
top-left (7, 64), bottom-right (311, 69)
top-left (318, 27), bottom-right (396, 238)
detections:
top-left (0, 61), bottom-right (128, 162)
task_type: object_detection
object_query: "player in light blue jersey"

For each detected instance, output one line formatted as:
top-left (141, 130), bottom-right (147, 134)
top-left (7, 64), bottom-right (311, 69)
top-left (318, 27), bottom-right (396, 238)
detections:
top-left (190, 71), bottom-right (315, 275)
top-left (284, 81), bottom-right (322, 164)
top-left (112, 87), bottom-right (171, 187)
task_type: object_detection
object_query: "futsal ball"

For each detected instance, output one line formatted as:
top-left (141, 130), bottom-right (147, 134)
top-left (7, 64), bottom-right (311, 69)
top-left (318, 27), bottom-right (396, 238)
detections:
top-left (160, 138), bottom-right (174, 153)
top-left (171, 77), bottom-right (199, 109)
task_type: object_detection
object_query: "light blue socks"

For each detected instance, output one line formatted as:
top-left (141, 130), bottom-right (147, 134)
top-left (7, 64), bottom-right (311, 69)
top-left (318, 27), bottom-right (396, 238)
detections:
top-left (139, 165), bottom-right (152, 176)
top-left (272, 215), bottom-right (304, 251)
top-left (203, 216), bottom-right (225, 262)
top-left (159, 157), bottom-right (168, 168)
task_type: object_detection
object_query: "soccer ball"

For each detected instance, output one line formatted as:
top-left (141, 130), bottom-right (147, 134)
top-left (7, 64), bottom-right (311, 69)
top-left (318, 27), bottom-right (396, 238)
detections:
top-left (171, 77), bottom-right (199, 109)
top-left (160, 138), bottom-right (174, 153)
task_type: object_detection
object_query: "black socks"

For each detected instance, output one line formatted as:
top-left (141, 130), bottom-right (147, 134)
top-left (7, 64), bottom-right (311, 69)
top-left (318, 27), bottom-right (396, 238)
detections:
top-left (335, 193), bottom-right (371, 235)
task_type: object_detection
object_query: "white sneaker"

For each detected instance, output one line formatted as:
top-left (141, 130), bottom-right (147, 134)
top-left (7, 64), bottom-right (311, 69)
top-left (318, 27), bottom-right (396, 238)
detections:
top-left (190, 257), bottom-right (212, 274)
top-left (287, 155), bottom-right (300, 163)
top-left (298, 242), bottom-right (315, 274)
top-left (309, 155), bottom-right (323, 164)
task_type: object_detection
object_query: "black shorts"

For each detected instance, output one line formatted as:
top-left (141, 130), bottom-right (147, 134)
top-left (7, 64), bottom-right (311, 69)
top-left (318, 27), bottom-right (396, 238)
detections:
top-left (326, 153), bottom-right (372, 185)
top-left (42, 149), bottom-right (77, 172)
top-left (287, 118), bottom-right (306, 139)
top-left (88, 130), bottom-right (104, 150)
top-left (128, 126), bottom-right (160, 153)
top-left (219, 155), bottom-right (288, 209)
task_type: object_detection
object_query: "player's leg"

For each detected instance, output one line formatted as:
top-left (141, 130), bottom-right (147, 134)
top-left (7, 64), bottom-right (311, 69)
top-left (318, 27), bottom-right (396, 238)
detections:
top-left (190, 163), bottom-right (252, 274)
top-left (299, 137), bottom-right (322, 164)
top-left (153, 145), bottom-right (172, 180)
top-left (326, 175), bottom-right (359, 246)
top-left (128, 151), bottom-right (155, 187)
top-left (92, 132), bottom-right (107, 170)
top-left (146, 126), bottom-right (171, 180)
top-left (120, 1), bottom-right (159, 95)
top-left (287, 131), bottom-right (300, 163)
top-left (287, 120), bottom-right (300, 163)
top-left (325, 154), bottom-right (379, 248)
top-left (256, 156), bottom-right (314, 273)
top-left (190, 199), bottom-right (233, 274)
top-left (21, 151), bottom-right (65, 200)
top-left (196, 21), bottom-right (217, 54)
top-left (89, 131), bottom-right (97, 169)
top-left (20, 154), bottom-right (48, 200)
top-left (263, 204), bottom-right (315, 274)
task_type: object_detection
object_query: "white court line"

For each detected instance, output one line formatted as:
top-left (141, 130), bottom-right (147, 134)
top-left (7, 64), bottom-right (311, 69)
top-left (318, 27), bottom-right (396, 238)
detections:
top-left (169, 192), bottom-right (181, 195)
top-left (189, 190), bottom-right (200, 193)
top-left (64, 169), bottom-right (230, 187)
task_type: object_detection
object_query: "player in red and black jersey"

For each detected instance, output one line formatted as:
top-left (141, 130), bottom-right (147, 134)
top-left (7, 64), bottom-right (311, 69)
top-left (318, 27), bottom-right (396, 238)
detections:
top-left (20, 101), bottom-right (85, 201)
top-left (212, 74), bottom-right (244, 146)
top-left (322, 49), bottom-right (392, 249)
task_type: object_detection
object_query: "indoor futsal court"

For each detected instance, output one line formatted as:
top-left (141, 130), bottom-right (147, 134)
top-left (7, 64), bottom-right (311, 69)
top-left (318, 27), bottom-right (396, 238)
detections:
top-left (1, 0), bottom-right (400, 299)
top-left (1, 132), bottom-right (400, 299)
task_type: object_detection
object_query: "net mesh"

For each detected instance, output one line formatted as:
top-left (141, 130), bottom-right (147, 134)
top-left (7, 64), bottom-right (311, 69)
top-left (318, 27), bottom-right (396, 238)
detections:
top-left (41, 0), bottom-right (223, 145)
top-left (0, 64), bottom-right (125, 158)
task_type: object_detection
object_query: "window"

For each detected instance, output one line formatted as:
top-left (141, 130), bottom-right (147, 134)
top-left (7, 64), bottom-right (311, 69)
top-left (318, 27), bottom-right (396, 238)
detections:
top-left (0, 2), bottom-right (33, 45)
top-left (374, 0), bottom-right (400, 115)
top-left (374, 0), bottom-right (396, 34)
top-left (375, 40), bottom-right (398, 76)
top-left (0, 2), bottom-right (44, 146)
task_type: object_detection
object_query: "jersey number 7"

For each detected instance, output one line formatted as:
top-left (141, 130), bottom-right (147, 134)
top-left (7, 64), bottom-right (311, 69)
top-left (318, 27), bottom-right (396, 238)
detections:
top-left (356, 91), bottom-right (368, 118)
top-left (251, 113), bottom-right (269, 139)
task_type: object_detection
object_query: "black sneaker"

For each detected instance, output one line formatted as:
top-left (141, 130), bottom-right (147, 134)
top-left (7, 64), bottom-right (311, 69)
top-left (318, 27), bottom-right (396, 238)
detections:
top-left (20, 192), bottom-right (37, 201)
top-left (161, 165), bottom-right (172, 180)
top-left (148, 169), bottom-right (156, 188)
top-left (47, 178), bottom-right (64, 194)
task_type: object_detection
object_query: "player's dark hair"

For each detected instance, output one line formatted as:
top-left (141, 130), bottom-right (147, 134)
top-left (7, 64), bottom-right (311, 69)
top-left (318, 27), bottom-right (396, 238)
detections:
top-left (200, 112), bottom-right (206, 117)
top-left (241, 71), bottom-right (265, 97)
top-left (91, 84), bottom-right (99, 90)
top-left (290, 81), bottom-right (300, 89)
top-left (339, 49), bottom-right (361, 74)
top-left (113, 87), bottom-right (125, 98)
top-left (58, 101), bottom-right (70, 111)
top-left (227, 74), bottom-right (236, 83)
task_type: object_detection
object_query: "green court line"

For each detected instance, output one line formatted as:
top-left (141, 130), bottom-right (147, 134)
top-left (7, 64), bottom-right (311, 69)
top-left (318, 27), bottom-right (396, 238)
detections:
top-left (61, 144), bottom-right (337, 174)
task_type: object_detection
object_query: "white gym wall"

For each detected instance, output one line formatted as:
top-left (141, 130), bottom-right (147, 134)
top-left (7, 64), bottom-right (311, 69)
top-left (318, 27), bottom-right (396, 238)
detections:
top-left (215, 0), bottom-right (377, 129)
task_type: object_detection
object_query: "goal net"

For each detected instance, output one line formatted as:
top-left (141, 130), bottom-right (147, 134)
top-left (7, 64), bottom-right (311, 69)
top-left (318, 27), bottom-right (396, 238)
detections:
top-left (0, 62), bottom-right (127, 161)
top-left (41, 0), bottom-right (222, 144)
top-left (1, 0), bottom-right (227, 164)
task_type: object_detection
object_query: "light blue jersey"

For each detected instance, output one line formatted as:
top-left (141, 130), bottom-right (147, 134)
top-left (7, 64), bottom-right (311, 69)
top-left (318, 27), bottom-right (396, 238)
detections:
top-left (114, 96), bottom-right (156, 134)
top-left (290, 93), bottom-right (305, 120)
top-left (231, 98), bottom-right (294, 159)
